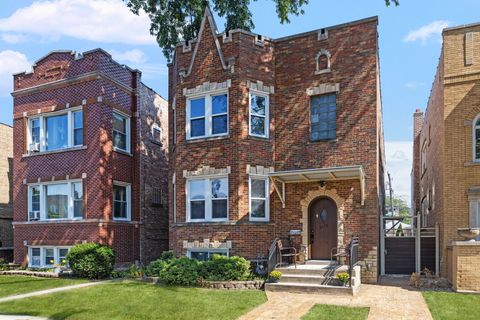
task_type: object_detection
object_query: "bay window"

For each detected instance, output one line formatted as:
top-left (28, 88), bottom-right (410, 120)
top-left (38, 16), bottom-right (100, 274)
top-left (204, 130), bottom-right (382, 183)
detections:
top-left (249, 92), bottom-right (269, 137)
top-left (113, 182), bottom-right (131, 221)
top-left (187, 92), bottom-right (228, 139)
top-left (28, 181), bottom-right (83, 221)
top-left (28, 247), bottom-right (71, 268)
top-left (187, 177), bottom-right (228, 221)
top-left (249, 176), bottom-right (269, 221)
top-left (28, 108), bottom-right (83, 153)
top-left (112, 111), bottom-right (130, 153)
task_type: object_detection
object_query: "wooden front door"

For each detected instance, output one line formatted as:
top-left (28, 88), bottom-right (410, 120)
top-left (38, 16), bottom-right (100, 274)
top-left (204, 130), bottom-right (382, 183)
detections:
top-left (309, 197), bottom-right (337, 260)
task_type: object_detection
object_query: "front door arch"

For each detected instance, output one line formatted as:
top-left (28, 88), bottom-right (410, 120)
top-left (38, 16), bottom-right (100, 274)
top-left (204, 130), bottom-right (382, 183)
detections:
top-left (309, 197), bottom-right (338, 260)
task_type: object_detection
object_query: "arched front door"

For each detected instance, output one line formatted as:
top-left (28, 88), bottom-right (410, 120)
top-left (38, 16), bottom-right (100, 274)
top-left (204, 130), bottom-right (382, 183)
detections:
top-left (309, 197), bottom-right (337, 260)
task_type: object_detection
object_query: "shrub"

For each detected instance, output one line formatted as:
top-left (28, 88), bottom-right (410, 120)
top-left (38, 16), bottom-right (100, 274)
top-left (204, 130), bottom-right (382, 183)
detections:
top-left (159, 251), bottom-right (174, 261)
top-left (127, 264), bottom-right (144, 278)
top-left (159, 256), bottom-right (201, 286)
top-left (144, 251), bottom-right (175, 277)
top-left (200, 255), bottom-right (251, 281)
top-left (268, 270), bottom-right (282, 282)
top-left (66, 243), bottom-right (115, 279)
top-left (337, 272), bottom-right (350, 285)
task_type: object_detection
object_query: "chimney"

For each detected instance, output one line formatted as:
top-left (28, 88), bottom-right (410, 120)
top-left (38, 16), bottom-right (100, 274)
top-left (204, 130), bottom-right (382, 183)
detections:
top-left (413, 108), bottom-right (424, 139)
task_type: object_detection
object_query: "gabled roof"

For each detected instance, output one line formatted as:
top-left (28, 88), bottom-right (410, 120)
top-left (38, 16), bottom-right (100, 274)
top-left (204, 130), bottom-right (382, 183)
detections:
top-left (183, 6), bottom-right (228, 78)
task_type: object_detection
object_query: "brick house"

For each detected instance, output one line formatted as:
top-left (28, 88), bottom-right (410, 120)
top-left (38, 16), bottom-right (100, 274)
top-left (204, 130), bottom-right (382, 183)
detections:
top-left (12, 49), bottom-right (168, 267)
top-left (0, 123), bottom-right (13, 262)
top-left (169, 8), bottom-right (385, 283)
top-left (412, 22), bottom-right (480, 292)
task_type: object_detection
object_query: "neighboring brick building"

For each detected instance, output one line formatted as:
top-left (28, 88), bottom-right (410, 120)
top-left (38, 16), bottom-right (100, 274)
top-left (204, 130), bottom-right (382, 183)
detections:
top-left (412, 22), bottom-right (480, 292)
top-left (0, 123), bottom-right (13, 262)
top-left (12, 49), bottom-right (168, 267)
top-left (169, 8), bottom-right (385, 283)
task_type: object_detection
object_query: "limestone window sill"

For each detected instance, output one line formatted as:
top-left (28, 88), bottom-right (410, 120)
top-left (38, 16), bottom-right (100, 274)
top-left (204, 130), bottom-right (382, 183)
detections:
top-left (22, 145), bottom-right (87, 157)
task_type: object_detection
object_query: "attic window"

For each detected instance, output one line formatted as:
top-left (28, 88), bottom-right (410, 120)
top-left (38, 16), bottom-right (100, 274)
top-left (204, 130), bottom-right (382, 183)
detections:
top-left (318, 28), bottom-right (329, 40)
top-left (183, 40), bottom-right (192, 53)
top-left (223, 31), bottom-right (232, 43)
top-left (255, 34), bottom-right (264, 47)
top-left (315, 49), bottom-right (331, 75)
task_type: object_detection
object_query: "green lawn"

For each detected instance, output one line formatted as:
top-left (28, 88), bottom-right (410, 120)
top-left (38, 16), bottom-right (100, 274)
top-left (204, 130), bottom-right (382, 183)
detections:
top-left (423, 291), bottom-right (480, 320)
top-left (0, 275), bottom-right (87, 298)
top-left (301, 304), bottom-right (369, 320)
top-left (0, 280), bottom-right (267, 320)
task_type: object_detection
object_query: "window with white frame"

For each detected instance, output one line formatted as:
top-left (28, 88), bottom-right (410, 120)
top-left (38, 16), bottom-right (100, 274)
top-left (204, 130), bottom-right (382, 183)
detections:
top-left (473, 116), bottom-right (480, 161)
top-left (469, 199), bottom-right (480, 240)
top-left (187, 248), bottom-right (228, 261)
top-left (249, 92), bottom-right (269, 137)
top-left (151, 123), bottom-right (162, 144)
top-left (28, 181), bottom-right (83, 221)
top-left (29, 247), bottom-right (71, 268)
top-left (28, 109), bottom-right (83, 152)
top-left (421, 141), bottom-right (427, 175)
top-left (249, 176), bottom-right (269, 221)
top-left (112, 111), bottom-right (130, 153)
top-left (113, 182), bottom-right (131, 220)
top-left (187, 93), bottom-right (228, 139)
top-left (187, 177), bottom-right (228, 221)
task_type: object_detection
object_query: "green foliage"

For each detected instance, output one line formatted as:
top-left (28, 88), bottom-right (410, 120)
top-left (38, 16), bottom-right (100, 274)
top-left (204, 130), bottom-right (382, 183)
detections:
top-left (127, 264), bottom-right (145, 278)
top-left (66, 243), bottom-right (115, 279)
top-left (159, 256), bottom-right (202, 286)
top-left (200, 254), bottom-right (251, 281)
top-left (159, 250), bottom-right (175, 261)
top-left (337, 272), bottom-right (350, 285)
top-left (268, 270), bottom-right (282, 281)
top-left (395, 224), bottom-right (405, 237)
top-left (386, 196), bottom-right (411, 223)
top-left (125, 0), bottom-right (397, 61)
top-left (144, 251), bottom-right (175, 277)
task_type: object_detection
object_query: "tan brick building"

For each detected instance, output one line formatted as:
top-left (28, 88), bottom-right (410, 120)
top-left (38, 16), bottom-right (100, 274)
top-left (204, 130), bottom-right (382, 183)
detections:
top-left (169, 8), bottom-right (385, 283)
top-left (0, 123), bottom-right (13, 262)
top-left (412, 22), bottom-right (480, 292)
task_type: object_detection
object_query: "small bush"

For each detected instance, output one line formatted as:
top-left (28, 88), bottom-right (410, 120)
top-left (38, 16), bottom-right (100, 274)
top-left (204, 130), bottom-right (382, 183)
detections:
top-left (159, 256), bottom-right (201, 286)
top-left (200, 255), bottom-right (251, 281)
top-left (66, 243), bottom-right (115, 279)
top-left (144, 251), bottom-right (175, 277)
top-left (159, 251), bottom-right (174, 261)
top-left (337, 272), bottom-right (350, 285)
top-left (268, 270), bottom-right (282, 282)
top-left (127, 264), bottom-right (144, 278)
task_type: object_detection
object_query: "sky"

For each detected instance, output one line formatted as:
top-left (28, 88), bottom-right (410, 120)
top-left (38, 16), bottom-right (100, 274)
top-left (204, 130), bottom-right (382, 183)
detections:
top-left (1, 0), bottom-right (479, 205)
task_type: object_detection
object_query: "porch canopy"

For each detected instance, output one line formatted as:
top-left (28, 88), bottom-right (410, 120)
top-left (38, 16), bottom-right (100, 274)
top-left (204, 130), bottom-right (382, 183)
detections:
top-left (269, 165), bottom-right (366, 207)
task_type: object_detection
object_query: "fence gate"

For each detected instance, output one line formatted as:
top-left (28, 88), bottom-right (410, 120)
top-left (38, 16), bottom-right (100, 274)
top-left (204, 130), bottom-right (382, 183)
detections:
top-left (385, 236), bottom-right (416, 274)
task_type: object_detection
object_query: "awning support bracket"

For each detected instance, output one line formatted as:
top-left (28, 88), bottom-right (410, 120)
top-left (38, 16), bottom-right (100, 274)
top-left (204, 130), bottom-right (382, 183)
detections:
top-left (270, 177), bottom-right (285, 208)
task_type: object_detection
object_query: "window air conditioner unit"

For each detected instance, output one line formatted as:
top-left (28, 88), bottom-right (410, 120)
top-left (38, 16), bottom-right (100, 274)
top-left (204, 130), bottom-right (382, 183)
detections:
top-left (29, 211), bottom-right (40, 221)
top-left (29, 143), bottom-right (40, 152)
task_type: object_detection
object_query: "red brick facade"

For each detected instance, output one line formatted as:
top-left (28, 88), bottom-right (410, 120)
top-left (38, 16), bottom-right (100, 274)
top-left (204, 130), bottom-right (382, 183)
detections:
top-left (169, 9), bottom-right (384, 283)
top-left (12, 49), bottom-right (168, 266)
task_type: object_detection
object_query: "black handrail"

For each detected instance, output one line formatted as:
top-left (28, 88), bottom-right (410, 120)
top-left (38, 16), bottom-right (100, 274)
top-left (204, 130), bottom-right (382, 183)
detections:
top-left (267, 237), bottom-right (280, 273)
top-left (348, 236), bottom-right (359, 287)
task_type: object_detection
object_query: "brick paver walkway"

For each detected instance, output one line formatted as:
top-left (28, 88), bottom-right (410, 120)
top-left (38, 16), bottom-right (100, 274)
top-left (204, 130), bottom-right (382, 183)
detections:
top-left (239, 281), bottom-right (433, 320)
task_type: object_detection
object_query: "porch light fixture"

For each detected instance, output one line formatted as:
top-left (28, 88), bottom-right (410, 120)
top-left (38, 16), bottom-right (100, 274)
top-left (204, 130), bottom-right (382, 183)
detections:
top-left (319, 180), bottom-right (326, 188)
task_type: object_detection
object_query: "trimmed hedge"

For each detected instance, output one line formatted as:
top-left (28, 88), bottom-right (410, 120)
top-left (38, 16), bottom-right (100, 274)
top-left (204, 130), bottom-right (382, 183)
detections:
top-left (66, 243), bottom-right (115, 279)
top-left (159, 256), bottom-right (201, 286)
top-left (200, 255), bottom-right (251, 281)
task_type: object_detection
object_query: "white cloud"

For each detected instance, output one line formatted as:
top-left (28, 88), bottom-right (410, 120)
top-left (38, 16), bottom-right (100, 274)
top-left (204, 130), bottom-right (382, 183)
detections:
top-left (405, 81), bottom-right (425, 89)
top-left (0, 0), bottom-right (155, 45)
top-left (0, 50), bottom-right (31, 97)
top-left (110, 49), bottom-right (147, 64)
top-left (0, 33), bottom-right (27, 44)
top-left (404, 20), bottom-right (450, 44)
top-left (385, 141), bottom-right (413, 206)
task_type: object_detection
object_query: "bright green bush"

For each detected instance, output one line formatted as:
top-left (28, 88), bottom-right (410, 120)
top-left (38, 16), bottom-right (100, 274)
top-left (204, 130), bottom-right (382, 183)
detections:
top-left (66, 243), bottom-right (115, 279)
top-left (159, 256), bottom-right (201, 286)
top-left (144, 251), bottom-right (175, 277)
top-left (200, 255), bottom-right (251, 281)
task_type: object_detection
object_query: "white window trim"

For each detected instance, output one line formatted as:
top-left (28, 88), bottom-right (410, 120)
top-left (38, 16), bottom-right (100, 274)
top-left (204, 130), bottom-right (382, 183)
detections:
top-left (28, 179), bottom-right (83, 221)
top-left (248, 90), bottom-right (270, 138)
top-left (28, 246), bottom-right (72, 268)
top-left (186, 90), bottom-right (229, 140)
top-left (473, 114), bottom-right (480, 162)
top-left (186, 175), bottom-right (229, 222)
top-left (112, 181), bottom-right (131, 221)
top-left (186, 248), bottom-right (229, 259)
top-left (249, 175), bottom-right (270, 222)
top-left (151, 123), bottom-right (162, 144)
top-left (27, 107), bottom-right (83, 153)
top-left (112, 110), bottom-right (131, 153)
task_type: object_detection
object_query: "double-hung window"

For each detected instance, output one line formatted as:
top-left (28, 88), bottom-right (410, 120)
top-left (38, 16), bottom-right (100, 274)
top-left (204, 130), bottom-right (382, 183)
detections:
top-left (112, 112), bottom-right (131, 153)
top-left (29, 247), bottom-right (71, 268)
top-left (249, 92), bottom-right (269, 137)
top-left (473, 116), bottom-right (480, 162)
top-left (187, 177), bottom-right (228, 221)
top-left (28, 108), bottom-right (83, 152)
top-left (151, 123), bottom-right (162, 144)
top-left (310, 93), bottom-right (336, 141)
top-left (187, 93), bottom-right (228, 139)
top-left (28, 181), bottom-right (83, 221)
top-left (249, 176), bottom-right (269, 221)
top-left (113, 182), bottom-right (131, 221)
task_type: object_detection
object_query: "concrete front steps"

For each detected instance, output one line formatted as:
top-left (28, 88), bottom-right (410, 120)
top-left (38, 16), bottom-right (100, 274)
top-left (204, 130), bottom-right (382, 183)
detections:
top-left (265, 260), bottom-right (361, 295)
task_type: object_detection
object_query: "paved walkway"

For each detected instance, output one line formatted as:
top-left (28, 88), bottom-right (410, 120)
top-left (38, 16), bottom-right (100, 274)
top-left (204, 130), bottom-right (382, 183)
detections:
top-left (0, 281), bottom-right (105, 304)
top-left (0, 316), bottom-right (47, 320)
top-left (239, 278), bottom-right (433, 320)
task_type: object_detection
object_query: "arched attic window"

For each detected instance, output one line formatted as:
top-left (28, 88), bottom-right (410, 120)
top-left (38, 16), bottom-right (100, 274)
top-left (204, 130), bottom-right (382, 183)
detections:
top-left (315, 49), bottom-right (331, 75)
top-left (473, 115), bottom-right (480, 161)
